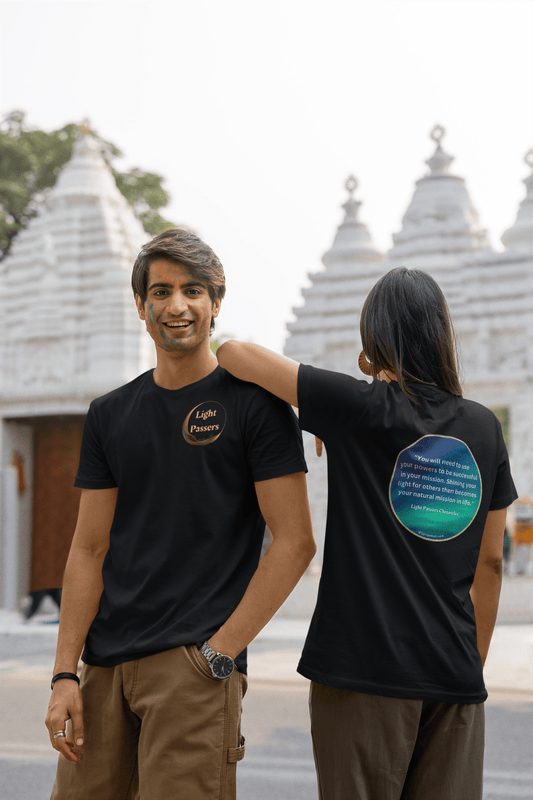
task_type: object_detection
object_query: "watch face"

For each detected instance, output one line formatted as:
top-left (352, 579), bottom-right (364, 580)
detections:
top-left (211, 655), bottom-right (234, 679)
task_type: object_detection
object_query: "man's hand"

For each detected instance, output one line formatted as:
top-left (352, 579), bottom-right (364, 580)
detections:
top-left (45, 680), bottom-right (84, 764)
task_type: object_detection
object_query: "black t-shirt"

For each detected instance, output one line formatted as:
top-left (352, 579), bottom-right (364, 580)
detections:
top-left (297, 365), bottom-right (517, 703)
top-left (75, 366), bottom-right (307, 672)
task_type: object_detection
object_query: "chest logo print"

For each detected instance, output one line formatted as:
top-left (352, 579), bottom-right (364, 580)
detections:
top-left (182, 401), bottom-right (227, 446)
top-left (389, 435), bottom-right (482, 541)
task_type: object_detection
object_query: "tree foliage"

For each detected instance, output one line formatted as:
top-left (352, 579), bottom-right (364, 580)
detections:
top-left (0, 110), bottom-right (175, 260)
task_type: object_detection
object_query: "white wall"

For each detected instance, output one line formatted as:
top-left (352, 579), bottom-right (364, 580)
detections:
top-left (0, 420), bottom-right (34, 609)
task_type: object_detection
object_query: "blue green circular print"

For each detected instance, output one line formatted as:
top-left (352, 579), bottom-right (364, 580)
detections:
top-left (389, 435), bottom-right (482, 541)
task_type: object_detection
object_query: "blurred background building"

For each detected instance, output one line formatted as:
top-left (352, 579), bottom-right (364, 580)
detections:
top-left (0, 134), bottom-right (155, 611)
top-left (285, 127), bottom-right (533, 573)
top-left (0, 126), bottom-right (532, 611)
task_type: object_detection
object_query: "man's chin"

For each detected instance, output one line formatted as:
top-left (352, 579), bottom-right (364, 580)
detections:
top-left (156, 338), bottom-right (203, 355)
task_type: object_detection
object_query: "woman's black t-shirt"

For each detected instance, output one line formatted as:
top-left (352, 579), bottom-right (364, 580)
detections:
top-left (75, 366), bottom-right (307, 672)
top-left (297, 364), bottom-right (517, 703)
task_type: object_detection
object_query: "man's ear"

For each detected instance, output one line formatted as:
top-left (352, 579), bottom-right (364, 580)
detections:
top-left (212, 298), bottom-right (221, 319)
top-left (135, 294), bottom-right (146, 321)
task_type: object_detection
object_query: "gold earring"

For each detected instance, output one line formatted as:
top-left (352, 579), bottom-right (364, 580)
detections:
top-left (358, 350), bottom-right (373, 376)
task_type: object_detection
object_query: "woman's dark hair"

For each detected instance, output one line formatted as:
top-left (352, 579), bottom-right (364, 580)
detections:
top-left (360, 267), bottom-right (462, 403)
top-left (132, 228), bottom-right (225, 333)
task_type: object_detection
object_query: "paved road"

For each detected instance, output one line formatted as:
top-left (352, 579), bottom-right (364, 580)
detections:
top-left (0, 628), bottom-right (532, 800)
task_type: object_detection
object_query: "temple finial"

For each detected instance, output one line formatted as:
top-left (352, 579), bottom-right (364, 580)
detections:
top-left (345, 175), bottom-right (358, 197)
top-left (78, 118), bottom-right (92, 135)
top-left (430, 124), bottom-right (445, 144)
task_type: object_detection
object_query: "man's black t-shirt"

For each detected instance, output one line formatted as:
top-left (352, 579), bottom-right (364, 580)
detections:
top-left (75, 366), bottom-right (307, 672)
top-left (297, 365), bottom-right (517, 703)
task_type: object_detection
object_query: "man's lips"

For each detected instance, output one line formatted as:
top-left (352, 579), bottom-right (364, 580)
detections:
top-left (161, 320), bottom-right (194, 329)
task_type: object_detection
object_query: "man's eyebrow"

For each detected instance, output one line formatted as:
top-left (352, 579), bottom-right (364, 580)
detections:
top-left (147, 280), bottom-right (207, 292)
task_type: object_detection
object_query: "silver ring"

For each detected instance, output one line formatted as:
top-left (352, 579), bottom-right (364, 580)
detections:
top-left (53, 731), bottom-right (66, 739)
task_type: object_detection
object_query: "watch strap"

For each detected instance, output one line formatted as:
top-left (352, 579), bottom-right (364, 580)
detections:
top-left (199, 641), bottom-right (218, 663)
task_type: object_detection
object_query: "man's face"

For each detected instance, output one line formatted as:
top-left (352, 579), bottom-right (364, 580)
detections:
top-left (136, 258), bottom-right (220, 355)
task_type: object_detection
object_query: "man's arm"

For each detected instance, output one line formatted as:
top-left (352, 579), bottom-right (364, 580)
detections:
top-left (208, 471), bottom-right (315, 659)
top-left (470, 507), bottom-right (507, 667)
top-left (44, 487), bottom-right (117, 764)
top-left (216, 340), bottom-right (300, 407)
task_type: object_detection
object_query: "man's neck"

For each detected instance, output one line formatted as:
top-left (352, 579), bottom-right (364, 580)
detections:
top-left (153, 348), bottom-right (218, 391)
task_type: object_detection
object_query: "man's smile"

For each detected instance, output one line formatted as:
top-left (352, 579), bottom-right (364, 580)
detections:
top-left (162, 319), bottom-right (194, 329)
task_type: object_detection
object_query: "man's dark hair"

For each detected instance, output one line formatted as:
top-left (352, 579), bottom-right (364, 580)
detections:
top-left (360, 267), bottom-right (462, 404)
top-left (132, 228), bottom-right (226, 332)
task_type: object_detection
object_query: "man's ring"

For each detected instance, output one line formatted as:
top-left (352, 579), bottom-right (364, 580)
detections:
top-left (53, 731), bottom-right (66, 739)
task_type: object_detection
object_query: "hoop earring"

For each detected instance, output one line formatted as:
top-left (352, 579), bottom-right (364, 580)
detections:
top-left (358, 350), bottom-right (373, 376)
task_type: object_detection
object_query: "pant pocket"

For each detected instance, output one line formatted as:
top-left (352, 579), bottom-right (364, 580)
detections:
top-left (184, 643), bottom-right (223, 682)
top-left (220, 671), bottom-right (247, 799)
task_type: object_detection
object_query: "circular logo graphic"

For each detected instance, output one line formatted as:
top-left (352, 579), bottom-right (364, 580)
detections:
top-left (389, 435), bottom-right (482, 541)
top-left (182, 401), bottom-right (227, 446)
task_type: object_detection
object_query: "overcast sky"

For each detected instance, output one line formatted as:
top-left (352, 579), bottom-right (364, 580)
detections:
top-left (1, 0), bottom-right (532, 350)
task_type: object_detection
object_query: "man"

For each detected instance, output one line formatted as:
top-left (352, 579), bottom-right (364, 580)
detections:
top-left (45, 228), bottom-right (315, 800)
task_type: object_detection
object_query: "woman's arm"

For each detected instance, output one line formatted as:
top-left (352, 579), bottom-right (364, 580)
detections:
top-left (470, 507), bottom-right (507, 666)
top-left (216, 341), bottom-right (299, 407)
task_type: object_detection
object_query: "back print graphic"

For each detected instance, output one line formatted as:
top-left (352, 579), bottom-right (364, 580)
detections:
top-left (389, 435), bottom-right (482, 541)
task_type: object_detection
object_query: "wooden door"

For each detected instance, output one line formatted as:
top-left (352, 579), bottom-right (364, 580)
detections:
top-left (30, 416), bottom-right (85, 591)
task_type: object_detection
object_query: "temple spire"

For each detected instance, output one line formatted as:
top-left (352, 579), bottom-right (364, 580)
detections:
top-left (284, 176), bottom-right (385, 368)
top-left (50, 129), bottom-right (122, 205)
top-left (388, 125), bottom-right (491, 263)
top-left (0, 121), bottom-right (153, 399)
top-left (501, 149), bottom-right (533, 252)
top-left (424, 124), bottom-right (455, 175)
top-left (322, 175), bottom-right (383, 266)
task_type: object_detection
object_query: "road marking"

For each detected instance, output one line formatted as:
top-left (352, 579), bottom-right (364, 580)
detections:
top-left (483, 786), bottom-right (533, 798)
top-left (243, 756), bottom-right (314, 769)
top-left (0, 742), bottom-right (57, 762)
top-left (485, 770), bottom-right (533, 782)
top-left (240, 765), bottom-right (316, 783)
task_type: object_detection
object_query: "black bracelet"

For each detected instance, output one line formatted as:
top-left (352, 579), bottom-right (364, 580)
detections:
top-left (51, 672), bottom-right (80, 691)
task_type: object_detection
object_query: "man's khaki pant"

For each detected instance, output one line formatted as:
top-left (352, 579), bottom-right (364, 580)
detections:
top-left (50, 645), bottom-right (247, 800)
top-left (310, 681), bottom-right (485, 800)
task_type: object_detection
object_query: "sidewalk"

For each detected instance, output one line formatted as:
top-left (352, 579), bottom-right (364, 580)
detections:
top-left (250, 616), bottom-right (533, 693)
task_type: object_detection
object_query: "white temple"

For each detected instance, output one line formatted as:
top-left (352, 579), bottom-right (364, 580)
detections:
top-left (1, 124), bottom-right (531, 612)
top-left (0, 133), bottom-right (155, 610)
top-left (286, 127), bottom-right (533, 567)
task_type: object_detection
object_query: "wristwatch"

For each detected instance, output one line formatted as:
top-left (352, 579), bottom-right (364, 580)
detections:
top-left (198, 641), bottom-right (235, 679)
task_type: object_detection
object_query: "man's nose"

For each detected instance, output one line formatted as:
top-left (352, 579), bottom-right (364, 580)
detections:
top-left (167, 291), bottom-right (188, 315)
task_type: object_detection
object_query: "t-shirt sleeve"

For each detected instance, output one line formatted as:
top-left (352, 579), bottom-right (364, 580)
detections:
top-left (244, 389), bottom-right (307, 482)
top-left (297, 363), bottom-right (376, 440)
top-left (489, 418), bottom-right (518, 510)
top-left (74, 402), bottom-right (117, 489)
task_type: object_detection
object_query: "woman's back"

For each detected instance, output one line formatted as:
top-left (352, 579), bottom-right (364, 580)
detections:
top-left (296, 366), bottom-right (516, 702)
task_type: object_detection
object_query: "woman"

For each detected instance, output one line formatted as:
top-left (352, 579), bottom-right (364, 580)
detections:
top-left (216, 267), bottom-right (516, 800)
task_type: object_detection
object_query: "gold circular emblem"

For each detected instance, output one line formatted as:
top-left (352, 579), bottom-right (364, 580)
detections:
top-left (182, 401), bottom-right (227, 446)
